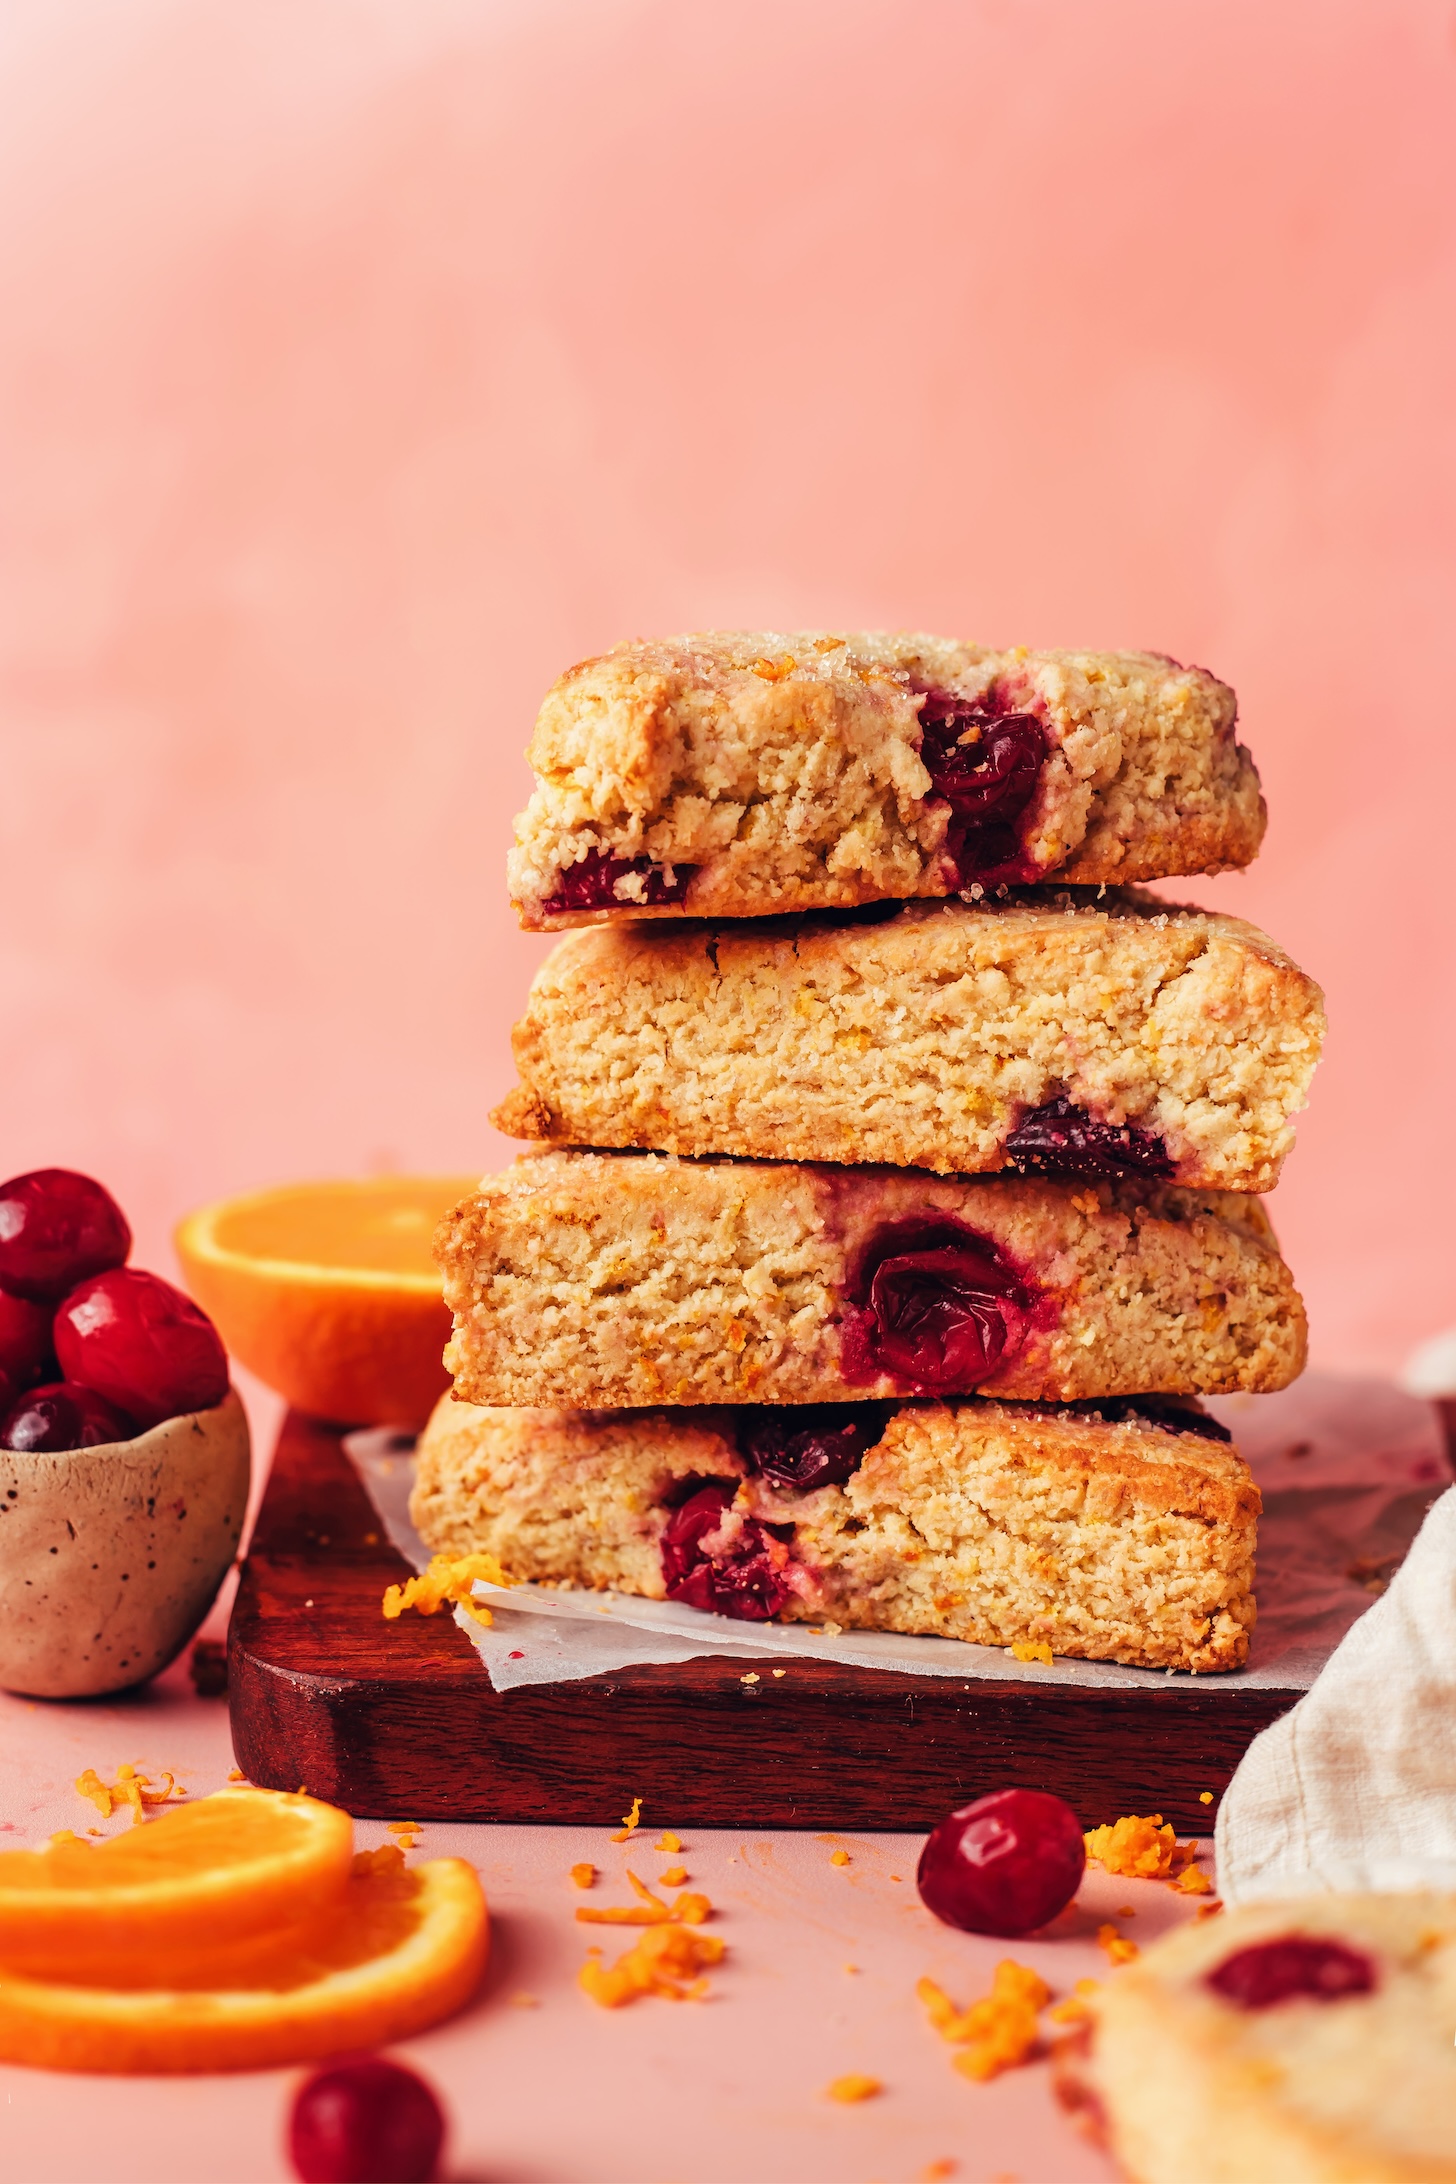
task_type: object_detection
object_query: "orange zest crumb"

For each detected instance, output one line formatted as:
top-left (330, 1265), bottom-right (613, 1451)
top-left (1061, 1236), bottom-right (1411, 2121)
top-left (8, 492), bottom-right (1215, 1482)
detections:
top-left (1199, 1790), bottom-right (1214, 1805)
top-left (1171, 1862), bottom-right (1215, 1895)
top-left (226, 1768), bottom-right (246, 1783)
top-left (1195, 1899), bottom-right (1225, 1922)
top-left (1047, 1977), bottom-right (1102, 2026)
top-left (654, 1831), bottom-right (682, 1854)
top-left (1083, 1813), bottom-right (1181, 1880)
top-left (1116, 1905), bottom-right (1135, 1917)
top-left (578, 1922), bottom-right (724, 2007)
top-left (75, 1765), bottom-right (183, 1826)
top-left (830, 1850), bottom-right (851, 1868)
top-left (610, 1795), bottom-right (643, 1843)
top-left (570, 1862), bottom-right (596, 1889)
top-left (917, 1960), bottom-right (1050, 2082)
top-left (749, 654), bottom-right (797, 682)
top-left (1096, 1923), bottom-right (1139, 1965)
top-left (576, 1872), bottom-right (711, 1928)
top-left (382, 1551), bottom-right (510, 1628)
top-left (825, 2073), bottom-right (881, 2102)
top-left (921, 2163), bottom-right (957, 2182)
top-left (508, 1992), bottom-right (539, 2008)
top-left (1009, 1640), bottom-right (1054, 1666)
top-left (659, 1865), bottom-right (688, 1887)
top-left (844, 1962), bottom-right (860, 1975)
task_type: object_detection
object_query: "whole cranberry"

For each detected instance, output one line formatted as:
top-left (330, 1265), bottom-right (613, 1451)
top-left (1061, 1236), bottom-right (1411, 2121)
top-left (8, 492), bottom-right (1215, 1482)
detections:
top-left (0, 1170), bottom-right (131, 1302)
top-left (53, 1268), bottom-right (228, 1430)
top-left (917, 1787), bottom-right (1086, 1936)
top-left (0, 1289), bottom-right (56, 1391)
top-left (288, 2055), bottom-right (446, 2183)
top-left (2, 1381), bottom-right (136, 1452)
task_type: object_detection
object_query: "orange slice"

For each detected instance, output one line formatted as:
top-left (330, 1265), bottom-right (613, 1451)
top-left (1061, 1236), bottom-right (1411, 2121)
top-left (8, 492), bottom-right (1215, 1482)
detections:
top-left (0, 1790), bottom-right (354, 1977)
top-left (175, 1177), bottom-right (480, 1427)
top-left (0, 1850), bottom-right (488, 2072)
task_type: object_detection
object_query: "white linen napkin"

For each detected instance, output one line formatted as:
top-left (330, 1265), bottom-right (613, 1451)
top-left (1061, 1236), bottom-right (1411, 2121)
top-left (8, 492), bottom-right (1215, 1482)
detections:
top-left (1216, 1483), bottom-right (1456, 1901)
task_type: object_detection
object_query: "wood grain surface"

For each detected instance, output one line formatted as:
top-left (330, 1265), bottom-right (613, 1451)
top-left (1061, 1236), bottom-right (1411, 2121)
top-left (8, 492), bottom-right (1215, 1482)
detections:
top-left (228, 1411), bottom-right (1298, 1832)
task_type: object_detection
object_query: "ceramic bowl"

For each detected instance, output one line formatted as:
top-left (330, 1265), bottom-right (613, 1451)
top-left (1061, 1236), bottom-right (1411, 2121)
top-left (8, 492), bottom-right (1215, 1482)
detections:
top-left (0, 1388), bottom-right (251, 1698)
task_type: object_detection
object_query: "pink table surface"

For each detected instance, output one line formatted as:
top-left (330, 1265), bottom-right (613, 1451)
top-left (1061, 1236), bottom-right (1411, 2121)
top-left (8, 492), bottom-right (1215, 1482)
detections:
top-left (0, 1401), bottom-right (1213, 2184)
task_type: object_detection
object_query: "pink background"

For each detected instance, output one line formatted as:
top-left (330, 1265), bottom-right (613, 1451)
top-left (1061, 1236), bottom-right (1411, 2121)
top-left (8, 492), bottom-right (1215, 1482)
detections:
top-left (4, 0), bottom-right (1456, 1373)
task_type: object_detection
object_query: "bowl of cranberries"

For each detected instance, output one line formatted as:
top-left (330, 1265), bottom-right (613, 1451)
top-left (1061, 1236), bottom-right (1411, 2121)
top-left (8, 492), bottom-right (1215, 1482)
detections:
top-left (0, 1169), bottom-right (250, 1699)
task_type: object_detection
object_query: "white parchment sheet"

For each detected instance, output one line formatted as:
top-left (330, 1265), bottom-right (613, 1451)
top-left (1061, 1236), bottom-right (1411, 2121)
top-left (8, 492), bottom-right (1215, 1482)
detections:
top-left (343, 1375), bottom-right (1447, 1695)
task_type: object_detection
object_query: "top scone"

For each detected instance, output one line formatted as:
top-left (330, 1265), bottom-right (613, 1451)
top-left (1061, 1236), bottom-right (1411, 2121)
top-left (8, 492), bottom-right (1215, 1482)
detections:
top-left (508, 632), bottom-right (1265, 928)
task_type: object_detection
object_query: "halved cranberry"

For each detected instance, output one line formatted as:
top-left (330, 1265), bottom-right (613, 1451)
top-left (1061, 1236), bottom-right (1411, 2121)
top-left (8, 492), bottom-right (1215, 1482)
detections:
top-left (1005, 1097), bottom-right (1173, 1182)
top-left (2, 1381), bottom-right (136, 1452)
top-left (542, 849), bottom-right (695, 916)
top-left (915, 689), bottom-right (1047, 888)
top-left (0, 1170), bottom-right (131, 1303)
top-left (917, 1787), bottom-right (1086, 1937)
top-left (0, 1289), bottom-right (56, 1391)
top-left (735, 1403), bottom-right (893, 1491)
top-left (660, 1483), bottom-right (794, 1620)
top-left (53, 1268), bottom-right (228, 1430)
top-left (1207, 1935), bottom-right (1377, 2010)
top-left (288, 2054), bottom-right (446, 2183)
top-left (842, 1217), bottom-right (1042, 1393)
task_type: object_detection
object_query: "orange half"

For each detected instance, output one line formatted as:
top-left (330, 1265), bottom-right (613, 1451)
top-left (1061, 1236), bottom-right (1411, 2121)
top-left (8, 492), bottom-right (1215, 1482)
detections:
top-left (0, 1853), bottom-right (488, 2073)
top-left (0, 1790), bottom-right (354, 1975)
top-left (175, 1176), bottom-right (480, 1427)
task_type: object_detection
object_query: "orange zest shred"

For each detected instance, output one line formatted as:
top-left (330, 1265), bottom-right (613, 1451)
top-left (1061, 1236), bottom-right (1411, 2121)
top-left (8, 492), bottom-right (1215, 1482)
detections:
top-left (917, 1960), bottom-right (1050, 2082)
top-left (382, 1552), bottom-right (511, 1628)
top-left (610, 1795), bottom-right (643, 1843)
top-left (654, 1831), bottom-right (682, 1854)
top-left (660, 1865), bottom-right (688, 1887)
top-left (1047, 1977), bottom-right (1102, 2026)
top-left (830, 1850), bottom-right (851, 1867)
top-left (1097, 1923), bottom-right (1139, 1965)
top-left (575, 1871), bottom-right (710, 1927)
top-left (578, 1922), bottom-right (724, 2007)
top-left (74, 1766), bottom-right (183, 1826)
top-left (1170, 1861), bottom-right (1214, 1895)
top-left (749, 654), bottom-right (797, 682)
top-left (1009, 1640), bottom-right (1054, 1666)
top-left (1195, 1899), bottom-right (1225, 1922)
top-left (570, 1862), bottom-right (596, 1889)
top-left (1083, 1813), bottom-right (1178, 1879)
top-left (825, 2073), bottom-right (881, 2102)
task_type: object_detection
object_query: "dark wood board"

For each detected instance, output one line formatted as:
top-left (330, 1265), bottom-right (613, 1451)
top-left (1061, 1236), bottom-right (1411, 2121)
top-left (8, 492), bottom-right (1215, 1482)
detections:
top-left (229, 1411), bottom-right (1299, 1834)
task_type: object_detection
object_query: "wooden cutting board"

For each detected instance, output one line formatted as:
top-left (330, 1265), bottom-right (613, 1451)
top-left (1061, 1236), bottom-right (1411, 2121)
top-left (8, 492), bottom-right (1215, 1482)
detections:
top-left (228, 1410), bottom-right (1298, 1833)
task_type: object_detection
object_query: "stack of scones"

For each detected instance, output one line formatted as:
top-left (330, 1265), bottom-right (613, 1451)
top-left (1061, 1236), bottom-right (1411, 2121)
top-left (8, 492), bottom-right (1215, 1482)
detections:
top-left (413, 633), bottom-right (1325, 1673)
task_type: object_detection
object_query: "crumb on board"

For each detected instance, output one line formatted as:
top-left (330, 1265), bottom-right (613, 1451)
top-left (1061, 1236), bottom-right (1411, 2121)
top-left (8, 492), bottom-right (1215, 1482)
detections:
top-left (772, 1668), bottom-right (787, 1677)
top-left (1199, 1790), bottom-right (1214, 1805)
top-left (382, 1551), bottom-right (511, 1627)
top-left (75, 1765), bottom-right (183, 1825)
top-left (741, 1671), bottom-right (760, 1685)
top-left (831, 1850), bottom-right (851, 1867)
top-left (1097, 1923), bottom-right (1139, 1965)
top-left (570, 1862), bottom-right (596, 1889)
top-left (654, 1831), bottom-right (682, 1854)
top-left (579, 1922), bottom-right (724, 2006)
top-left (825, 2073), bottom-right (881, 2103)
top-left (610, 1795), bottom-right (643, 1843)
top-left (576, 1871), bottom-right (711, 1928)
top-left (918, 1960), bottom-right (1050, 2082)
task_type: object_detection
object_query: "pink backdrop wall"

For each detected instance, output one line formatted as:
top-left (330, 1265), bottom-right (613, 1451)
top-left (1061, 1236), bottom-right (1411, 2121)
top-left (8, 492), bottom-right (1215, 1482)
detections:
top-left (3, 0), bottom-right (1454, 1374)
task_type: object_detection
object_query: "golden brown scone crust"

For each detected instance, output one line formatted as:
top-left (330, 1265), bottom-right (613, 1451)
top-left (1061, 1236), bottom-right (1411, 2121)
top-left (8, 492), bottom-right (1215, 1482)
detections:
top-left (1060, 1893), bottom-right (1456, 2182)
top-left (435, 1151), bottom-right (1306, 1409)
top-left (411, 1394), bottom-right (1258, 1673)
top-left (507, 633), bottom-right (1265, 928)
top-left (494, 891), bottom-right (1325, 1192)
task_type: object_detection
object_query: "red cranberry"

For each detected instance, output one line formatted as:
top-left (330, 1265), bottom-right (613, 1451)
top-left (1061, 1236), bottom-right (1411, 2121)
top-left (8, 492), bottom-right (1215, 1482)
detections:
top-left (542, 849), bottom-right (695, 916)
top-left (0, 1289), bottom-right (56, 1391)
top-left (288, 2055), bottom-right (446, 2183)
top-left (2, 1381), bottom-right (136, 1452)
top-left (0, 1170), bottom-right (131, 1303)
top-left (1065, 1396), bottom-right (1232, 1445)
top-left (1005, 1097), bottom-right (1173, 1182)
top-left (660, 1483), bottom-right (794, 1620)
top-left (915, 690), bottom-right (1046, 887)
top-left (842, 1217), bottom-right (1042, 1393)
top-left (53, 1268), bottom-right (228, 1430)
top-left (735, 1402), bottom-right (892, 1491)
top-left (1207, 1935), bottom-right (1377, 2010)
top-left (917, 1787), bottom-right (1086, 1937)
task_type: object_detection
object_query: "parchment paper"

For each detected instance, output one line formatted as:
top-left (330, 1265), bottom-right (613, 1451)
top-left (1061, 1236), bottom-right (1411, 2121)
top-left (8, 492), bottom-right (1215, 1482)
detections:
top-left (344, 1375), bottom-right (1447, 1695)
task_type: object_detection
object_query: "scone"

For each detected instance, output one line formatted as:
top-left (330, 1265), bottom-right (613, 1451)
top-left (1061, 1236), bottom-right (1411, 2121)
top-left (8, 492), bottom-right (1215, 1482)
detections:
top-left (412, 1392), bottom-right (1258, 1672)
top-left (435, 1152), bottom-right (1306, 1408)
top-left (1057, 1892), bottom-right (1456, 2182)
top-left (494, 892), bottom-right (1325, 1193)
top-left (507, 633), bottom-right (1265, 928)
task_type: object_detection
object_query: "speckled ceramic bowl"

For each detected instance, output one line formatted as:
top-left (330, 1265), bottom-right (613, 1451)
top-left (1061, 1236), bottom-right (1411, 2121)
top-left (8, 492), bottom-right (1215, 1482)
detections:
top-left (0, 1389), bottom-right (250, 1698)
